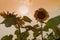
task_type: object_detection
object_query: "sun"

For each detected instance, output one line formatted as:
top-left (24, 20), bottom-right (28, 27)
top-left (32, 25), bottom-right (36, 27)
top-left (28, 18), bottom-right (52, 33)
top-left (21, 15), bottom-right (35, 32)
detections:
top-left (19, 5), bottom-right (29, 14)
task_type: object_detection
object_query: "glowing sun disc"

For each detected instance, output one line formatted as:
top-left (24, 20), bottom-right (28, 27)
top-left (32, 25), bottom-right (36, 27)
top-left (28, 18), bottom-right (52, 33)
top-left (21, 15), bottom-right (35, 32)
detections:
top-left (19, 5), bottom-right (29, 14)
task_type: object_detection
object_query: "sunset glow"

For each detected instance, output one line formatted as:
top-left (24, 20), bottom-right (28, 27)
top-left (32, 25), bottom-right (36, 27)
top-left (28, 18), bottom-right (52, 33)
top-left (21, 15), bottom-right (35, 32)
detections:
top-left (19, 5), bottom-right (29, 14)
top-left (18, 0), bottom-right (32, 14)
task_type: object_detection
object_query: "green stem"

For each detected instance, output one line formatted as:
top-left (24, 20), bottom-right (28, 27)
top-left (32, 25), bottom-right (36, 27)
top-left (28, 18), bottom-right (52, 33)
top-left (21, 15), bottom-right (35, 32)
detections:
top-left (41, 22), bottom-right (43, 40)
top-left (18, 24), bottom-right (22, 40)
top-left (17, 19), bottom-right (22, 40)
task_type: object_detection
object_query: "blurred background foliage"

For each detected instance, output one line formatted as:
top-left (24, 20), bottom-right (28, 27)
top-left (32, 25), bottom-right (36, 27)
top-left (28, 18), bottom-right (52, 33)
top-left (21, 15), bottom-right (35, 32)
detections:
top-left (0, 11), bottom-right (60, 40)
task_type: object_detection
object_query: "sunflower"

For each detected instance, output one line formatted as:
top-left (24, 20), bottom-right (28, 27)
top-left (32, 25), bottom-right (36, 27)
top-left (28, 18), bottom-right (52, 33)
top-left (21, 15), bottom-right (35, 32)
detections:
top-left (0, 11), bottom-right (25, 28)
top-left (34, 8), bottom-right (49, 22)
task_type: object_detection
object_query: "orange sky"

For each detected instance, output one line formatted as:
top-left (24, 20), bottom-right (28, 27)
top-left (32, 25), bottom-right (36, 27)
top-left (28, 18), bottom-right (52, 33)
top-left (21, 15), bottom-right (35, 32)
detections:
top-left (0, 0), bottom-right (60, 17)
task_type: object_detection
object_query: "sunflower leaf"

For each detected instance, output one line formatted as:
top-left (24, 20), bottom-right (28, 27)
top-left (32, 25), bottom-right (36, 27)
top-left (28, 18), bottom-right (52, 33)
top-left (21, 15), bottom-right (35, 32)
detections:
top-left (15, 30), bottom-right (21, 40)
top-left (25, 25), bottom-right (33, 30)
top-left (33, 24), bottom-right (39, 28)
top-left (15, 30), bottom-right (29, 40)
top-left (43, 15), bottom-right (60, 37)
top-left (22, 16), bottom-right (32, 23)
top-left (47, 35), bottom-right (54, 40)
top-left (33, 30), bottom-right (40, 39)
top-left (1, 35), bottom-right (13, 40)
top-left (21, 31), bottom-right (29, 40)
top-left (25, 25), bottom-right (40, 38)
top-left (47, 32), bottom-right (54, 40)
top-left (32, 24), bottom-right (40, 38)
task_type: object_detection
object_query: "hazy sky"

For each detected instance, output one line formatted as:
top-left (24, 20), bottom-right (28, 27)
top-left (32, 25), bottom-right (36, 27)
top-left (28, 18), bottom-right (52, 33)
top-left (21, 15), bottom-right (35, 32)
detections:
top-left (0, 0), bottom-right (60, 40)
top-left (0, 0), bottom-right (60, 16)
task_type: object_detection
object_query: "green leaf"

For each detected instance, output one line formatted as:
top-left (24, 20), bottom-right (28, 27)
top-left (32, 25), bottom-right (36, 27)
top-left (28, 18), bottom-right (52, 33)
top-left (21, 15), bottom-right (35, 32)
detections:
top-left (1, 35), bottom-right (13, 40)
top-left (47, 36), bottom-right (54, 40)
top-left (32, 27), bottom-right (41, 39)
top-left (15, 30), bottom-right (20, 40)
top-left (15, 30), bottom-right (29, 40)
top-left (43, 16), bottom-right (60, 37)
top-left (47, 32), bottom-right (54, 40)
top-left (22, 16), bottom-right (32, 23)
top-left (15, 30), bottom-right (20, 35)
top-left (33, 30), bottom-right (40, 39)
top-left (33, 24), bottom-right (39, 28)
top-left (21, 31), bottom-right (29, 40)
top-left (25, 25), bottom-right (33, 30)
top-left (25, 25), bottom-right (40, 39)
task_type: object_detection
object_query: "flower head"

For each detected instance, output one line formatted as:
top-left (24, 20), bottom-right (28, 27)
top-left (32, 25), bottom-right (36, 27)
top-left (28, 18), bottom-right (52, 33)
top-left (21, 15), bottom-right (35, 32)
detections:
top-left (34, 8), bottom-right (49, 22)
top-left (0, 11), bottom-right (25, 28)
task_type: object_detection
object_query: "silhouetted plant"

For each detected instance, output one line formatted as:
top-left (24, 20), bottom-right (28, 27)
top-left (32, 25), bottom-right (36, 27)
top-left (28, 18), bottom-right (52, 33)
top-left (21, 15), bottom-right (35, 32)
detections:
top-left (34, 8), bottom-right (49, 40)
top-left (0, 8), bottom-right (60, 40)
top-left (0, 11), bottom-right (32, 40)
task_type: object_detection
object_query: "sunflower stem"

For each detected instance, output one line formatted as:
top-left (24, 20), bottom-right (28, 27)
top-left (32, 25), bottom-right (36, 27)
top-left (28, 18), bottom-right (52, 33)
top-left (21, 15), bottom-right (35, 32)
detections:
top-left (41, 21), bottom-right (43, 40)
top-left (17, 19), bottom-right (22, 40)
top-left (18, 24), bottom-right (22, 40)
